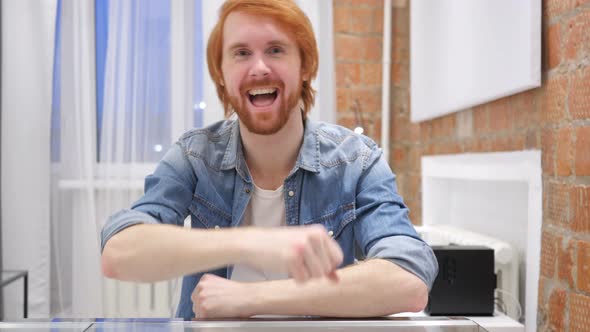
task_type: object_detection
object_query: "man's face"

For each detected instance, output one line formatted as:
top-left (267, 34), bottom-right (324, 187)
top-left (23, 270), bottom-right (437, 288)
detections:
top-left (221, 11), bottom-right (305, 135)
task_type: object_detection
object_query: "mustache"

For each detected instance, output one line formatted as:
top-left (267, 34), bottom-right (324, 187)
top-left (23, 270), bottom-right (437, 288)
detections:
top-left (239, 77), bottom-right (284, 94)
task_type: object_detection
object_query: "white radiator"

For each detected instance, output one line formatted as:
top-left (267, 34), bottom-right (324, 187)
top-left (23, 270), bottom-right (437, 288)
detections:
top-left (416, 225), bottom-right (521, 321)
top-left (103, 278), bottom-right (179, 317)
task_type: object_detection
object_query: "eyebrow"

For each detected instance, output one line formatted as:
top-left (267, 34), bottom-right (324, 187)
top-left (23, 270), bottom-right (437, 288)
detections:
top-left (226, 40), bottom-right (291, 52)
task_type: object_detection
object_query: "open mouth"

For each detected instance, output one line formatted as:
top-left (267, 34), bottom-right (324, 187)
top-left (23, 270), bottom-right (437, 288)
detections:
top-left (247, 87), bottom-right (279, 108)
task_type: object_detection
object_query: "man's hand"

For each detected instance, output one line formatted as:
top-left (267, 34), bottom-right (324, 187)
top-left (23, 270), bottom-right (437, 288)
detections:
top-left (240, 225), bottom-right (343, 283)
top-left (192, 274), bottom-right (253, 318)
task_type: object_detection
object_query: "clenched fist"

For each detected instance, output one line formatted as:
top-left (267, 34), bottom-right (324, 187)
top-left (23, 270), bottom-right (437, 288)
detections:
top-left (239, 224), bottom-right (343, 283)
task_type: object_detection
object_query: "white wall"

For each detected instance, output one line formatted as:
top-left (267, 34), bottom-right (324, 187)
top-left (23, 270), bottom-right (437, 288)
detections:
top-left (1, 0), bottom-right (56, 318)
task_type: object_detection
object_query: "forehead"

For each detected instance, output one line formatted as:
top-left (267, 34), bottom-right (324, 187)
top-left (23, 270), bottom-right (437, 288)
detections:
top-left (222, 11), bottom-right (296, 49)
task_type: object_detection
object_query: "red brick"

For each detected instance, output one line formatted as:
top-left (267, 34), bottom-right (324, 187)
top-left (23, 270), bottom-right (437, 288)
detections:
top-left (490, 135), bottom-right (525, 152)
top-left (392, 36), bottom-right (409, 63)
top-left (337, 114), bottom-right (356, 130)
top-left (407, 147), bottom-right (421, 173)
top-left (392, 147), bottom-right (407, 170)
top-left (569, 66), bottom-right (590, 120)
top-left (350, 88), bottom-right (382, 114)
top-left (392, 8), bottom-right (408, 36)
top-left (464, 139), bottom-right (488, 153)
top-left (336, 87), bottom-right (352, 112)
top-left (391, 62), bottom-right (407, 87)
top-left (364, 36), bottom-right (383, 61)
top-left (546, 182), bottom-right (570, 227)
top-left (350, 0), bottom-right (382, 6)
top-left (361, 63), bottom-right (382, 86)
top-left (407, 122), bottom-right (421, 142)
top-left (430, 115), bottom-right (456, 139)
top-left (392, 113), bottom-right (409, 142)
top-left (350, 7), bottom-right (374, 34)
top-left (372, 7), bottom-right (384, 34)
top-left (558, 239), bottom-right (575, 288)
top-left (570, 292), bottom-right (590, 332)
top-left (543, 0), bottom-right (576, 20)
top-left (539, 276), bottom-right (550, 309)
top-left (473, 105), bottom-right (489, 134)
top-left (578, 241), bottom-right (590, 294)
top-left (541, 75), bottom-right (568, 124)
top-left (541, 230), bottom-right (559, 278)
top-left (548, 287), bottom-right (567, 332)
top-left (335, 35), bottom-right (381, 62)
top-left (333, 6), bottom-right (350, 33)
top-left (542, 129), bottom-right (557, 176)
top-left (576, 126), bottom-right (590, 176)
top-left (511, 90), bottom-right (538, 130)
top-left (336, 63), bottom-right (361, 87)
top-left (571, 186), bottom-right (590, 233)
top-left (545, 23), bottom-right (562, 70)
top-left (488, 98), bottom-right (512, 132)
top-left (564, 10), bottom-right (590, 61)
top-left (556, 127), bottom-right (573, 176)
top-left (526, 129), bottom-right (540, 149)
top-left (431, 142), bottom-right (461, 155)
top-left (419, 122), bottom-right (432, 143)
top-left (367, 115), bottom-right (381, 143)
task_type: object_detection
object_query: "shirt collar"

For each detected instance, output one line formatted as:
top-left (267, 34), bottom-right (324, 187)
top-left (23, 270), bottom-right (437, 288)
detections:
top-left (220, 116), bottom-right (321, 176)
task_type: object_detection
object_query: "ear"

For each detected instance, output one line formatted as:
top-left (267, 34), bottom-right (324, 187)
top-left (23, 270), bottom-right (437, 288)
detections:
top-left (219, 80), bottom-right (225, 87)
top-left (301, 71), bottom-right (310, 82)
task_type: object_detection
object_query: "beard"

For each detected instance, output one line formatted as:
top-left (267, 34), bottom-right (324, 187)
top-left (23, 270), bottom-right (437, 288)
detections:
top-left (227, 77), bottom-right (302, 135)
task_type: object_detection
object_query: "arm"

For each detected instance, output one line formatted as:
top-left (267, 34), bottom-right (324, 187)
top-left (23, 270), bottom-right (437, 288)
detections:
top-left (102, 224), bottom-right (343, 283)
top-left (251, 259), bottom-right (427, 317)
top-left (102, 224), bottom-right (244, 283)
top-left (193, 258), bottom-right (427, 318)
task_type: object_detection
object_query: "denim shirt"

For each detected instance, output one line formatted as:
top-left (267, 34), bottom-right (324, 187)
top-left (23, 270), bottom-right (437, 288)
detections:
top-left (101, 118), bottom-right (438, 319)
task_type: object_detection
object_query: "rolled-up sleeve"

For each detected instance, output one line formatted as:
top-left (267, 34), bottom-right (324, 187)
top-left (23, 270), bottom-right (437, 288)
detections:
top-left (367, 236), bottom-right (438, 290)
top-left (353, 148), bottom-right (438, 290)
top-left (100, 141), bottom-right (197, 253)
top-left (101, 209), bottom-right (161, 252)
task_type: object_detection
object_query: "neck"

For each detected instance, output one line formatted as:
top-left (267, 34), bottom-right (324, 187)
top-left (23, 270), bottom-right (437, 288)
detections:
top-left (240, 109), bottom-right (304, 190)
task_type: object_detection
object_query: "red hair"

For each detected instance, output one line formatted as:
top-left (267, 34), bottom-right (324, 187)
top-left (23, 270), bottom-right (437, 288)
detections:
top-left (206, 0), bottom-right (318, 118)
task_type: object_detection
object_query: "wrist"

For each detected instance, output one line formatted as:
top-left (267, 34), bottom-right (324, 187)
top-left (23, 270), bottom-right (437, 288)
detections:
top-left (232, 227), bottom-right (260, 265)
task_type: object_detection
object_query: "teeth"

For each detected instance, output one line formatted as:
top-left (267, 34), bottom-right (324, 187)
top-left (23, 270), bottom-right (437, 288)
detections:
top-left (248, 88), bottom-right (277, 96)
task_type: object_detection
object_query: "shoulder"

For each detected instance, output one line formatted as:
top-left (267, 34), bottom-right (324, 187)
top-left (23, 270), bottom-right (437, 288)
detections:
top-left (174, 120), bottom-right (236, 165)
top-left (178, 120), bottom-right (235, 144)
top-left (310, 121), bottom-right (381, 168)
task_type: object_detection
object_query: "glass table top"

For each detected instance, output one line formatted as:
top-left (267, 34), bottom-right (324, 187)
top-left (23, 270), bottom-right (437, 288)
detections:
top-left (0, 317), bottom-right (488, 332)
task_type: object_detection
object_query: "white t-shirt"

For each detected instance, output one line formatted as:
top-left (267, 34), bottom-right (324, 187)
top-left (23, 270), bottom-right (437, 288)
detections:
top-left (230, 183), bottom-right (289, 282)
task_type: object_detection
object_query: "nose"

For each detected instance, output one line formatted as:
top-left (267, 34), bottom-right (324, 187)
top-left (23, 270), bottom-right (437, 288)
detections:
top-left (249, 57), bottom-right (271, 78)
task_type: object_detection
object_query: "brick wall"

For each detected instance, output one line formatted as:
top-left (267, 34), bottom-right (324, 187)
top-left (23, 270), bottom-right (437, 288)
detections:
top-left (333, 0), bottom-right (590, 330)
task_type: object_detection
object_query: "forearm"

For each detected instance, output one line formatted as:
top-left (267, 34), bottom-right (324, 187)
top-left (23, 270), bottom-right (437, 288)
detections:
top-left (102, 224), bottom-right (244, 283)
top-left (250, 259), bottom-right (428, 317)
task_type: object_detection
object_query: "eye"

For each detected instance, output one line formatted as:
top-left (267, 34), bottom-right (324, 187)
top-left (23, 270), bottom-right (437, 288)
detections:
top-left (234, 49), bottom-right (251, 57)
top-left (268, 46), bottom-right (283, 55)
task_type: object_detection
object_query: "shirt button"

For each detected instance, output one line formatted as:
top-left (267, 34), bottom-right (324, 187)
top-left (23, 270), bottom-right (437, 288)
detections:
top-left (244, 188), bottom-right (251, 194)
top-left (328, 230), bottom-right (334, 237)
top-left (288, 190), bottom-right (295, 197)
top-left (214, 225), bottom-right (220, 230)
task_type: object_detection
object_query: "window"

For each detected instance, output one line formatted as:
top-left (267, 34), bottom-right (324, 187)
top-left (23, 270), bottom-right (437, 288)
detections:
top-left (51, 0), bottom-right (206, 164)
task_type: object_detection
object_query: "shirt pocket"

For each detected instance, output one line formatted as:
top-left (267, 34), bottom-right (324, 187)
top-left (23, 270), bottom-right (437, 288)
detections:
top-left (188, 194), bottom-right (232, 229)
top-left (302, 202), bottom-right (355, 239)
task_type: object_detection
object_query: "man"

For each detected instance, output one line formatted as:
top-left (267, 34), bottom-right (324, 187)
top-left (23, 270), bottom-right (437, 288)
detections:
top-left (101, 0), bottom-right (438, 319)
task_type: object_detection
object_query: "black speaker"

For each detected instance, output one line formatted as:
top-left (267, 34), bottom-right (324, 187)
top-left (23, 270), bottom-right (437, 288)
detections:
top-left (426, 245), bottom-right (496, 316)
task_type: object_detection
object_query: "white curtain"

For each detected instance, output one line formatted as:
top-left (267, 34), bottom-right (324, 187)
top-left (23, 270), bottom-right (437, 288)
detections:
top-left (51, 0), bottom-right (102, 317)
top-left (1, 0), bottom-right (56, 318)
top-left (51, 0), bottom-right (190, 318)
